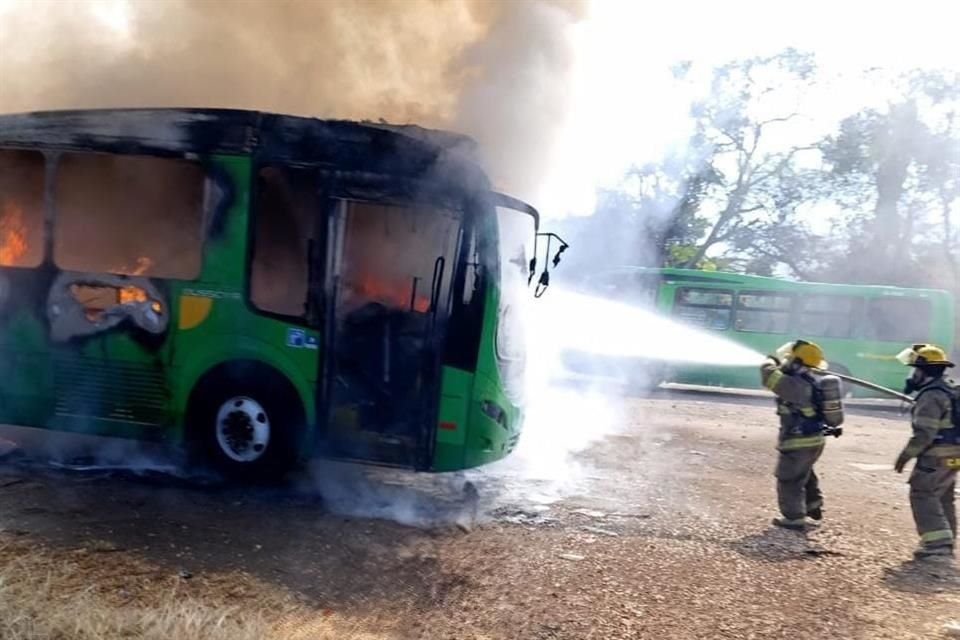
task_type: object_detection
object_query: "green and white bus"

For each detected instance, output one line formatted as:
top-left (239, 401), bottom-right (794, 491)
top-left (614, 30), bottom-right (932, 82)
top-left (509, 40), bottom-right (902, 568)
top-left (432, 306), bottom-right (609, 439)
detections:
top-left (0, 108), bottom-right (559, 480)
top-left (576, 267), bottom-right (956, 396)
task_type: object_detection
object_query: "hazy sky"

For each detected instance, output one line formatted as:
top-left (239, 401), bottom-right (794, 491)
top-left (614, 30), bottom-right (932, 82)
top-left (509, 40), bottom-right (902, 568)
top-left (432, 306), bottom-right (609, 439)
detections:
top-left (0, 0), bottom-right (956, 220)
top-left (541, 0), bottom-right (960, 216)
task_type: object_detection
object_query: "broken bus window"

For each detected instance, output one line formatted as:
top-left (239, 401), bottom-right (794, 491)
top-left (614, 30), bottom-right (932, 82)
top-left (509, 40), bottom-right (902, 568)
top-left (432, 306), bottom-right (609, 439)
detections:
top-left (52, 152), bottom-right (206, 280)
top-left (0, 148), bottom-right (46, 268)
top-left (250, 167), bottom-right (318, 317)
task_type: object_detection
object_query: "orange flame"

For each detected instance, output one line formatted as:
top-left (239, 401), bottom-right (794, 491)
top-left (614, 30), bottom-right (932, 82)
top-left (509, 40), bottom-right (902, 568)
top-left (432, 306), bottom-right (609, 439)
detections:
top-left (118, 286), bottom-right (148, 305)
top-left (0, 201), bottom-right (28, 267)
top-left (352, 274), bottom-right (430, 313)
top-left (111, 256), bottom-right (153, 276)
top-left (130, 256), bottom-right (153, 276)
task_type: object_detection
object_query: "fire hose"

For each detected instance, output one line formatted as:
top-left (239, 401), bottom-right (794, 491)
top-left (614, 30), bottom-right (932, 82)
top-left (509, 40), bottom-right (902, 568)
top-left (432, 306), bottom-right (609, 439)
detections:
top-left (811, 367), bottom-right (915, 404)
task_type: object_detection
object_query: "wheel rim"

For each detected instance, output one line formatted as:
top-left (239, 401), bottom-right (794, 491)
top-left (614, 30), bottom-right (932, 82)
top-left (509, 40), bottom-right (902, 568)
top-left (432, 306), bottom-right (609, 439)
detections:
top-left (215, 396), bottom-right (270, 463)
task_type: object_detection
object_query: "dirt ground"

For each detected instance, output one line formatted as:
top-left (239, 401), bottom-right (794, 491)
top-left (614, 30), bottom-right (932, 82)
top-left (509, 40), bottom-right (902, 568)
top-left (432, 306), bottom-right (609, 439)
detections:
top-left (1, 390), bottom-right (958, 639)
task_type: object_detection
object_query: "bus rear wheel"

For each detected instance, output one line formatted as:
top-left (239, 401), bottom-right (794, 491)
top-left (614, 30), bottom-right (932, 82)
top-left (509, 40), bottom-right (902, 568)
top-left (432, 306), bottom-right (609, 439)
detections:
top-left (187, 364), bottom-right (304, 483)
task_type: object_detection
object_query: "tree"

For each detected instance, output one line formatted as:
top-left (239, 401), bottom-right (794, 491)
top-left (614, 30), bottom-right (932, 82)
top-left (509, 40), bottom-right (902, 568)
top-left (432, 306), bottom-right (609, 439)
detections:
top-left (552, 154), bottom-right (722, 278)
top-left (819, 69), bottom-right (960, 286)
top-left (815, 69), bottom-right (960, 351)
top-left (679, 49), bottom-right (821, 270)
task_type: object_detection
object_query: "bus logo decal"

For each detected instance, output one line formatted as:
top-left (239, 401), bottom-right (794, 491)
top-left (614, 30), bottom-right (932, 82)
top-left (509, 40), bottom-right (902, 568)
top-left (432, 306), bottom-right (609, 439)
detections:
top-left (286, 328), bottom-right (306, 348)
top-left (285, 328), bottom-right (317, 350)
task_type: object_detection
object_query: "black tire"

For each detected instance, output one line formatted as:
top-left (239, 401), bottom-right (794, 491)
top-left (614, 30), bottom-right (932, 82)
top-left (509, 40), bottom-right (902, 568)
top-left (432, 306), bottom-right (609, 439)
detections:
top-left (186, 361), bottom-right (305, 483)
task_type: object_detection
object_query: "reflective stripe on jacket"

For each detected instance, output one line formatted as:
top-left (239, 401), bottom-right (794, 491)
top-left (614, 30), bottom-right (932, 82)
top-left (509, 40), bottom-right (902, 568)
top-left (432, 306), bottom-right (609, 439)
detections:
top-left (909, 379), bottom-right (960, 458)
top-left (760, 359), bottom-right (825, 449)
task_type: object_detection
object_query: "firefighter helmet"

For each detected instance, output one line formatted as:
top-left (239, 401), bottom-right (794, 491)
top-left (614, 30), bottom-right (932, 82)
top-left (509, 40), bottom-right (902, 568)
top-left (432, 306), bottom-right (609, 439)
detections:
top-left (776, 339), bottom-right (828, 369)
top-left (896, 344), bottom-right (955, 368)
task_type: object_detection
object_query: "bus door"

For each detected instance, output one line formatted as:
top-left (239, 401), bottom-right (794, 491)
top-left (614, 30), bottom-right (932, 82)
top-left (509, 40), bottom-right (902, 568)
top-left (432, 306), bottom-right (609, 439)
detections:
top-left (321, 197), bottom-right (462, 467)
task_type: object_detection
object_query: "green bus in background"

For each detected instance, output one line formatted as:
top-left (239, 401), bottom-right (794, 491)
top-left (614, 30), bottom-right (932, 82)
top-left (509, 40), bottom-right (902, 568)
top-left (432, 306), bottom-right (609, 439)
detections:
top-left (577, 267), bottom-right (956, 396)
top-left (0, 108), bottom-right (555, 480)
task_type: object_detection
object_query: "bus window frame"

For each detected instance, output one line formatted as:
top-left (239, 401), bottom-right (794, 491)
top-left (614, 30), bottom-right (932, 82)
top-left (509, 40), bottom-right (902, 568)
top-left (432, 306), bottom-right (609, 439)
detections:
top-left (245, 163), bottom-right (326, 326)
top-left (733, 289), bottom-right (794, 335)
top-left (673, 286), bottom-right (735, 331)
top-left (442, 199), bottom-right (490, 372)
top-left (795, 293), bottom-right (864, 339)
top-left (861, 294), bottom-right (934, 343)
top-left (0, 147), bottom-right (48, 270)
top-left (47, 149), bottom-right (221, 283)
top-left (243, 165), bottom-right (472, 329)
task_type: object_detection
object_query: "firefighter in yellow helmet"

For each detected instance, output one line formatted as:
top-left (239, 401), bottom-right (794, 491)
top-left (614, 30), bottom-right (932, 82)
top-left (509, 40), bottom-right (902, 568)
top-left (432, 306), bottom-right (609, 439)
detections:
top-left (894, 344), bottom-right (958, 560)
top-left (760, 340), bottom-right (834, 530)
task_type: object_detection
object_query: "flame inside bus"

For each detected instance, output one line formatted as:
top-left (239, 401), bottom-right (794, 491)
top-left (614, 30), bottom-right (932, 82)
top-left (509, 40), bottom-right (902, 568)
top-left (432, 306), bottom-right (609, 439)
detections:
top-left (0, 202), bottom-right (28, 266)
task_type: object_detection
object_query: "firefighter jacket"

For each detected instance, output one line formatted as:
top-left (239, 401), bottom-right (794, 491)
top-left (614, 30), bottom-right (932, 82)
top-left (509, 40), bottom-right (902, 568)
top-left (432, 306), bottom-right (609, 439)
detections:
top-left (761, 358), bottom-right (825, 450)
top-left (905, 378), bottom-right (960, 459)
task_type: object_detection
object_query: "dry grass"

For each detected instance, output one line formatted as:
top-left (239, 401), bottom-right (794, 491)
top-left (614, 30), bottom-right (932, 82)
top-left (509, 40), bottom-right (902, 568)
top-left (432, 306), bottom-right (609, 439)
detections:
top-left (0, 535), bottom-right (394, 640)
top-left (0, 547), bottom-right (267, 640)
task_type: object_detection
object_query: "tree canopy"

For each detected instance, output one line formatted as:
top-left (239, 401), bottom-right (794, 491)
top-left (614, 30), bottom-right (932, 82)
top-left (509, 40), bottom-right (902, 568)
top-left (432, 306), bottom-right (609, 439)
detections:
top-left (558, 51), bottom-right (959, 348)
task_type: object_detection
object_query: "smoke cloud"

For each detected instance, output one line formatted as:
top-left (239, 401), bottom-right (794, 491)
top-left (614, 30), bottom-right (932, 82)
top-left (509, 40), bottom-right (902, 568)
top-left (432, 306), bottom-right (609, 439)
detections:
top-left (0, 0), bottom-right (585, 202)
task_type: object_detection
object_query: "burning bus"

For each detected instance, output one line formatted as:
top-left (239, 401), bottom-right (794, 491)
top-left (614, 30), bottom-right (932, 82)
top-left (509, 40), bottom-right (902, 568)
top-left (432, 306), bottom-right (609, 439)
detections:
top-left (0, 108), bottom-right (562, 480)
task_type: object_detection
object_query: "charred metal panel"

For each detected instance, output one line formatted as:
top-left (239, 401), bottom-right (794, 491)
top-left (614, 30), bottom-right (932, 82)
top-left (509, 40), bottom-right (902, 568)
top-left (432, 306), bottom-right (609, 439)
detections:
top-left (0, 109), bottom-right (490, 193)
top-left (46, 272), bottom-right (168, 342)
top-left (0, 109), bottom-right (256, 155)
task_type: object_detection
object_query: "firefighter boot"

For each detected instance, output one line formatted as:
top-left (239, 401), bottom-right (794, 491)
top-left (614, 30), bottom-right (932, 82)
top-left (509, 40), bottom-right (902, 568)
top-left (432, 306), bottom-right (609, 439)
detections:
top-left (913, 544), bottom-right (954, 561)
top-left (772, 517), bottom-right (807, 531)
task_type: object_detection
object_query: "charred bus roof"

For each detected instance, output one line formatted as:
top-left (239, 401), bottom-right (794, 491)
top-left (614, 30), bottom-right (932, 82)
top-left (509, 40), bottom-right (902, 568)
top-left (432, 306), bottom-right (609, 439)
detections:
top-left (0, 108), bottom-right (488, 188)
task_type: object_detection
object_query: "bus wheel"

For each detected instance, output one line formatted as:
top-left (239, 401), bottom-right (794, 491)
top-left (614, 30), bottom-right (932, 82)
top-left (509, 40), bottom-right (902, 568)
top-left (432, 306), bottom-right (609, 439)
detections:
top-left (187, 364), bottom-right (304, 483)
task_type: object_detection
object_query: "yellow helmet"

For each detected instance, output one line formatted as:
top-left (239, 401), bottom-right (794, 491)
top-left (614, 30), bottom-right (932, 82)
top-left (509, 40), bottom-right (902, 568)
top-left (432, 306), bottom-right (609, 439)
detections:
top-left (776, 339), bottom-right (828, 369)
top-left (895, 344), bottom-right (955, 368)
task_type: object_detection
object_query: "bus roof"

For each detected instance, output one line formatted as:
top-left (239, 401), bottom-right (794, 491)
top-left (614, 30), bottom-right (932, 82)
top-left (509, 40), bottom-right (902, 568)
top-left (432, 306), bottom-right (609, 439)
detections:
top-left (598, 266), bottom-right (955, 300)
top-left (0, 108), bottom-right (488, 187)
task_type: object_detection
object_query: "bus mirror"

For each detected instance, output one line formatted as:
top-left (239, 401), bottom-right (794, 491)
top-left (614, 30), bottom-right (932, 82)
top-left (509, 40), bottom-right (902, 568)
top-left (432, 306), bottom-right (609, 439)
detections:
top-left (531, 232), bottom-right (569, 298)
top-left (535, 269), bottom-right (550, 298)
top-left (552, 243), bottom-right (568, 268)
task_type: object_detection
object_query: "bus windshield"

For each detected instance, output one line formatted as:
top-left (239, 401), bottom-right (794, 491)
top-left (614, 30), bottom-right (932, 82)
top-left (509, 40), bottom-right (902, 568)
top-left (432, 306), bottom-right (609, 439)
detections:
top-left (495, 206), bottom-right (536, 402)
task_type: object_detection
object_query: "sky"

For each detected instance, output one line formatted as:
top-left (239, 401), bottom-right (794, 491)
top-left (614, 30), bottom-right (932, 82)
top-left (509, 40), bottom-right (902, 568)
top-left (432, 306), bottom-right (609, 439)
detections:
top-left (539, 0), bottom-right (960, 217)
top-left (0, 0), bottom-right (957, 222)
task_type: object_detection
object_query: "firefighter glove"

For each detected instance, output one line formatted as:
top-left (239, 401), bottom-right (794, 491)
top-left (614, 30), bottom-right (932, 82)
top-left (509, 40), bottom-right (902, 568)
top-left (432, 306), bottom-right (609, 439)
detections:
top-left (894, 450), bottom-right (912, 474)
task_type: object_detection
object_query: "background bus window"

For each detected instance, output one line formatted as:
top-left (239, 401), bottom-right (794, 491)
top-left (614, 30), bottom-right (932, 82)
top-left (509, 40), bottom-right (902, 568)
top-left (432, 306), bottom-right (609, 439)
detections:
top-left (674, 288), bottom-right (733, 330)
top-left (863, 296), bottom-right (932, 342)
top-left (734, 292), bottom-right (792, 333)
top-left (0, 149), bottom-right (45, 268)
top-left (53, 153), bottom-right (205, 279)
top-left (591, 270), bottom-right (659, 306)
top-left (797, 295), bottom-right (861, 338)
top-left (250, 167), bottom-right (318, 317)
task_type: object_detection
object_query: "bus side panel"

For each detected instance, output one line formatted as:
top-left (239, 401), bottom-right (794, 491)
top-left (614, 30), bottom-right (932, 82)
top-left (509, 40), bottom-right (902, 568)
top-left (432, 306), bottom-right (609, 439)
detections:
top-left (171, 324), bottom-right (319, 441)
top-left (167, 156), bottom-right (319, 451)
top-left (431, 366), bottom-right (472, 472)
top-left (460, 283), bottom-right (522, 470)
top-left (0, 306), bottom-right (53, 428)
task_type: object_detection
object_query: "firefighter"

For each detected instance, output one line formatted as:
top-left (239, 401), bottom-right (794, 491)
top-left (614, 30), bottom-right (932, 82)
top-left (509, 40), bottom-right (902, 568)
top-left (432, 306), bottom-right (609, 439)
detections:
top-left (894, 344), bottom-right (958, 560)
top-left (760, 339), bottom-right (829, 530)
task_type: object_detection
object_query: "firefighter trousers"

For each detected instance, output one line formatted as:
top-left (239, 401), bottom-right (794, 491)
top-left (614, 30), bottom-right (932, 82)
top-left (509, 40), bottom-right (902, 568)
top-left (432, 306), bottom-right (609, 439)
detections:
top-left (775, 444), bottom-right (824, 521)
top-left (909, 455), bottom-right (958, 551)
